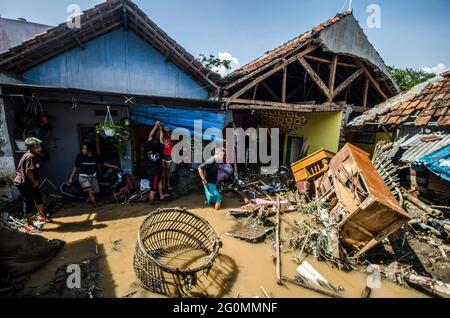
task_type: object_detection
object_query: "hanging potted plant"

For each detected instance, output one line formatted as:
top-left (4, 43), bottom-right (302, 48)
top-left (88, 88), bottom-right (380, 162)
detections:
top-left (96, 106), bottom-right (130, 142)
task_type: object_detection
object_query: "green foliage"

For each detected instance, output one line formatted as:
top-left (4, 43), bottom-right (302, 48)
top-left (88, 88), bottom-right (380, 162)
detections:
top-left (96, 119), bottom-right (130, 142)
top-left (388, 65), bottom-right (435, 91)
top-left (197, 54), bottom-right (232, 71)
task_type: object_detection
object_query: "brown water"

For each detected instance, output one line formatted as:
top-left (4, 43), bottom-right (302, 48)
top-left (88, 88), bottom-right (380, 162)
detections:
top-left (25, 193), bottom-right (426, 298)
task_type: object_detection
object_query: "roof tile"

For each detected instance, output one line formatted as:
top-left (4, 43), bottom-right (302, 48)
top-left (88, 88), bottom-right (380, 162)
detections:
top-left (415, 116), bottom-right (432, 126)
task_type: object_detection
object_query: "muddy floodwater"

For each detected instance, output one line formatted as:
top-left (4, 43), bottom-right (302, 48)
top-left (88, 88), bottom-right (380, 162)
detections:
top-left (25, 193), bottom-right (426, 298)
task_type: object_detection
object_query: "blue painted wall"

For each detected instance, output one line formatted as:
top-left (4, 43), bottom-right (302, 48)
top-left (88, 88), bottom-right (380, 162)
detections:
top-left (23, 28), bottom-right (209, 99)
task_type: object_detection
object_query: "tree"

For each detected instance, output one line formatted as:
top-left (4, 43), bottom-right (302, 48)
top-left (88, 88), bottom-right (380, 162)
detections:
top-left (197, 54), bottom-right (232, 72)
top-left (387, 66), bottom-right (435, 92)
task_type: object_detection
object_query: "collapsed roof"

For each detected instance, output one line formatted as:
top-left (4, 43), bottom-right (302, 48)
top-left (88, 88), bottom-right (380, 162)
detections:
top-left (222, 10), bottom-right (399, 96)
top-left (349, 70), bottom-right (450, 127)
top-left (0, 0), bottom-right (219, 92)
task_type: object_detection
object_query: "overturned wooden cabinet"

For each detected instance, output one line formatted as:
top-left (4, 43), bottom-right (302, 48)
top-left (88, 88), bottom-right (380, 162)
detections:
top-left (315, 144), bottom-right (410, 257)
top-left (292, 149), bottom-right (336, 183)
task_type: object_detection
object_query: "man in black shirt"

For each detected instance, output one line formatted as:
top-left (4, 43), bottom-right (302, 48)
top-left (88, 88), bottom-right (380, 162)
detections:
top-left (198, 149), bottom-right (225, 211)
top-left (67, 144), bottom-right (119, 207)
top-left (145, 121), bottom-right (170, 204)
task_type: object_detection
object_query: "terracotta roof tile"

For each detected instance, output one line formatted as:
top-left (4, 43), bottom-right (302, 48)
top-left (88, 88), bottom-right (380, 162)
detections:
top-left (415, 116), bottom-right (432, 126)
top-left (434, 107), bottom-right (448, 117)
top-left (437, 116), bottom-right (450, 126)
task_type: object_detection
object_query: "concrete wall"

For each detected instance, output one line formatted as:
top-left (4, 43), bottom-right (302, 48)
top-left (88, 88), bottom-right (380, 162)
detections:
top-left (5, 101), bottom-right (124, 187)
top-left (0, 18), bottom-right (51, 53)
top-left (0, 90), bottom-right (19, 202)
top-left (23, 28), bottom-right (209, 99)
top-left (283, 111), bottom-right (343, 163)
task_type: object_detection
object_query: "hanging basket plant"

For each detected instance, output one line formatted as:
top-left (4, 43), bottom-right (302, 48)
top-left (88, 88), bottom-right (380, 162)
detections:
top-left (96, 106), bottom-right (130, 142)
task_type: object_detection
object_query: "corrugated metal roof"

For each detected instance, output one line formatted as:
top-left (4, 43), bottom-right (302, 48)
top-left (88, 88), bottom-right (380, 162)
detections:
top-left (392, 131), bottom-right (450, 164)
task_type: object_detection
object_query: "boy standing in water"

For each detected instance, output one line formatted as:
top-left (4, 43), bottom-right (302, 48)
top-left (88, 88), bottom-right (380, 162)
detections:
top-left (13, 138), bottom-right (52, 233)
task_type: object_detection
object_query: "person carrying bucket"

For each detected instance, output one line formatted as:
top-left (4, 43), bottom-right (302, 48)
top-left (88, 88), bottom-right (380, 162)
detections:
top-left (198, 149), bottom-right (225, 211)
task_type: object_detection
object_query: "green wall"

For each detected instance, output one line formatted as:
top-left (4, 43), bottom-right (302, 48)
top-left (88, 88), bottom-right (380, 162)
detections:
top-left (283, 111), bottom-right (343, 163)
top-left (348, 131), bottom-right (392, 155)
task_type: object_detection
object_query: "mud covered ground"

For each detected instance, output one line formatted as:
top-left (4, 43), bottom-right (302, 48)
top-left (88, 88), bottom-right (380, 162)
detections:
top-left (20, 192), bottom-right (428, 298)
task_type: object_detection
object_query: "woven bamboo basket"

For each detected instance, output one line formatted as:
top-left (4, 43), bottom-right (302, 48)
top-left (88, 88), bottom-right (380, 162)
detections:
top-left (134, 208), bottom-right (221, 296)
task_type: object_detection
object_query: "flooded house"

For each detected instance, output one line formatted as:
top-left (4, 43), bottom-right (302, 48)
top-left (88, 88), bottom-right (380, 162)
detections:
top-left (220, 10), bottom-right (400, 166)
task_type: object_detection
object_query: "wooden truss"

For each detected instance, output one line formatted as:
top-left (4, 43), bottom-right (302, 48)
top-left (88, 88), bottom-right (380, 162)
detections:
top-left (226, 44), bottom-right (390, 110)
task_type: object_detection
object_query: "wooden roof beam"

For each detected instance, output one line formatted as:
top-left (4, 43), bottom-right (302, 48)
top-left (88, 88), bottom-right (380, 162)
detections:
top-left (224, 98), bottom-right (343, 113)
top-left (223, 43), bottom-right (318, 91)
top-left (332, 68), bottom-right (364, 99)
top-left (355, 59), bottom-right (389, 100)
top-left (305, 55), bottom-right (358, 68)
top-left (297, 56), bottom-right (331, 100)
top-left (230, 44), bottom-right (319, 99)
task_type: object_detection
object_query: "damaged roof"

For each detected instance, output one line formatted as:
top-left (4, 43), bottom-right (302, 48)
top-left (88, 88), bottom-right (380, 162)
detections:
top-left (0, 0), bottom-right (219, 91)
top-left (222, 10), bottom-right (399, 95)
top-left (349, 70), bottom-right (450, 127)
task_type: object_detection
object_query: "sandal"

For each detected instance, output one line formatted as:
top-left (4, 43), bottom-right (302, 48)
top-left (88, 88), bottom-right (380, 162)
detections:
top-left (160, 195), bottom-right (171, 202)
top-left (37, 216), bottom-right (53, 224)
top-left (23, 224), bottom-right (40, 234)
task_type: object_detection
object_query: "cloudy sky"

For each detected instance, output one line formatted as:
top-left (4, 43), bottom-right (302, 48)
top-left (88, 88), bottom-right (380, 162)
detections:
top-left (1, 0), bottom-right (449, 76)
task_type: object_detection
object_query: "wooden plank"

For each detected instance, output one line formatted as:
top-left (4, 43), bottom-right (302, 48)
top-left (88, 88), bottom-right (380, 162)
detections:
top-left (305, 55), bottom-right (358, 68)
top-left (355, 218), bottom-right (406, 257)
top-left (363, 79), bottom-right (370, 109)
top-left (224, 98), bottom-right (343, 112)
top-left (229, 45), bottom-right (319, 99)
top-left (332, 68), bottom-right (364, 99)
top-left (223, 43), bottom-right (318, 90)
top-left (282, 65), bottom-right (287, 103)
top-left (276, 199), bottom-right (282, 285)
top-left (329, 55), bottom-right (338, 101)
top-left (355, 60), bottom-right (389, 100)
top-left (252, 83), bottom-right (259, 100)
top-left (297, 56), bottom-right (331, 100)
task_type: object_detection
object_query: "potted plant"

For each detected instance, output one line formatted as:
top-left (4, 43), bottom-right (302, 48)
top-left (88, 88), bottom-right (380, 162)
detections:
top-left (96, 121), bottom-right (130, 142)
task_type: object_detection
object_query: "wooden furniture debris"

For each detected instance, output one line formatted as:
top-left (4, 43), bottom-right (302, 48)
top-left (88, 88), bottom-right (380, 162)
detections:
top-left (291, 149), bottom-right (335, 183)
top-left (315, 143), bottom-right (410, 257)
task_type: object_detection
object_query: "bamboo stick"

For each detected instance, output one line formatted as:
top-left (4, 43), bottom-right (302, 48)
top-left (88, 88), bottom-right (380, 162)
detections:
top-left (276, 198), bottom-right (282, 285)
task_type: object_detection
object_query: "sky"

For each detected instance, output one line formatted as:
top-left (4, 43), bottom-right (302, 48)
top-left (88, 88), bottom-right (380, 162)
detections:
top-left (0, 0), bottom-right (449, 75)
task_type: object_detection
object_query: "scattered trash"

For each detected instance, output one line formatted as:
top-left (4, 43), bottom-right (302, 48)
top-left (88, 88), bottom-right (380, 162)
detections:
top-left (296, 261), bottom-right (337, 292)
